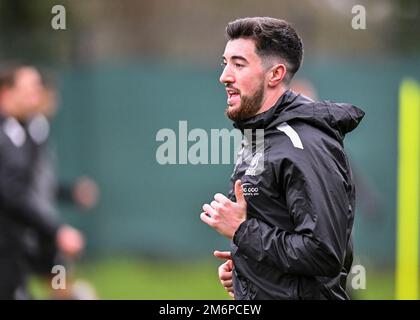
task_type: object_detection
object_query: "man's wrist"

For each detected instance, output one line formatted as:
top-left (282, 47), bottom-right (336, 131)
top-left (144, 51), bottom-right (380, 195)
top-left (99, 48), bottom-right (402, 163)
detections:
top-left (232, 219), bottom-right (248, 245)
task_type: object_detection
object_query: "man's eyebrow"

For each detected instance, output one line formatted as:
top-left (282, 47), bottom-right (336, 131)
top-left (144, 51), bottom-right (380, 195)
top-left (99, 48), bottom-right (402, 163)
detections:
top-left (222, 55), bottom-right (249, 63)
top-left (231, 55), bottom-right (248, 63)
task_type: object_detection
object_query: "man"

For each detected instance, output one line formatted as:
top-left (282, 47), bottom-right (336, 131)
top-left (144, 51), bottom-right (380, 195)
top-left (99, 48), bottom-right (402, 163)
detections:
top-left (200, 17), bottom-right (364, 300)
top-left (0, 64), bottom-right (84, 299)
top-left (26, 72), bottom-right (99, 299)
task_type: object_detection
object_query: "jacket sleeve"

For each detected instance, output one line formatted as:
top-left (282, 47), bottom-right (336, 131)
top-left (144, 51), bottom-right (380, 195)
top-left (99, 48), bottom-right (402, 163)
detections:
top-left (233, 157), bottom-right (352, 277)
top-left (0, 146), bottom-right (60, 238)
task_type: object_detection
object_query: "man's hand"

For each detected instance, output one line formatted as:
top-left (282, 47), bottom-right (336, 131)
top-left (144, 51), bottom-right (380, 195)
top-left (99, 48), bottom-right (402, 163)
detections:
top-left (214, 250), bottom-right (235, 299)
top-left (72, 176), bottom-right (99, 210)
top-left (200, 180), bottom-right (246, 239)
top-left (56, 225), bottom-right (85, 259)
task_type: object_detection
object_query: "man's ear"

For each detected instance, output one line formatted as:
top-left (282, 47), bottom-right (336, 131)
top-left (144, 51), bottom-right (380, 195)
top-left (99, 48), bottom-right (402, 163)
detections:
top-left (268, 64), bottom-right (287, 87)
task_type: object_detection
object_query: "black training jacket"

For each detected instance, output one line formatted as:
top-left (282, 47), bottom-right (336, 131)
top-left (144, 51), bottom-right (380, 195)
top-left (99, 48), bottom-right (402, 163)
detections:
top-left (0, 114), bottom-right (60, 255)
top-left (228, 90), bottom-right (365, 300)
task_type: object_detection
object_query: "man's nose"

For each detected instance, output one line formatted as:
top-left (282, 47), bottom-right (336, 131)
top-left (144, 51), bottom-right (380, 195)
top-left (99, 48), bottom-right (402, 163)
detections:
top-left (219, 66), bottom-right (234, 85)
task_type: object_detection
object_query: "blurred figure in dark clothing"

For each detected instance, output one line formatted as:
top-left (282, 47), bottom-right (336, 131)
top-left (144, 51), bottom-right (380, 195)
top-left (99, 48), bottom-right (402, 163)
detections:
top-left (36, 76), bottom-right (99, 213)
top-left (0, 64), bottom-right (85, 299)
top-left (26, 74), bottom-right (99, 299)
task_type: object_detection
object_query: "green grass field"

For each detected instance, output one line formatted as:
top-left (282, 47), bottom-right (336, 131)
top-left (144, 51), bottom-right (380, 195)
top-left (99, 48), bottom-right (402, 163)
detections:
top-left (30, 257), bottom-right (399, 300)
top-left (30, 257), bottom-right (230, 300)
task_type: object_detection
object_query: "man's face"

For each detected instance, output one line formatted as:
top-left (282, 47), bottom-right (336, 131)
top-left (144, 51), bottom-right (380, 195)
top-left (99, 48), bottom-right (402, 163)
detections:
top-left (12, 67), bottom-right (44, 114)
top-left (0, 67), bottom-right (44, 119)
top-left (220, 38), bottom-right (266, 121)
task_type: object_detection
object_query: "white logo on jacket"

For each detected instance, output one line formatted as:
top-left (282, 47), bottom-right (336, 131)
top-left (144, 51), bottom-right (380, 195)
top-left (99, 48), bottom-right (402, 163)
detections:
top-left (242, 182), bottom-right (259, 196)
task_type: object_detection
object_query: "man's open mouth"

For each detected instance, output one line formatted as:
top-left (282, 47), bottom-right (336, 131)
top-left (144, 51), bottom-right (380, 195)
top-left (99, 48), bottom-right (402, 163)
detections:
top-left (226, 89), bottom-right (240, 106)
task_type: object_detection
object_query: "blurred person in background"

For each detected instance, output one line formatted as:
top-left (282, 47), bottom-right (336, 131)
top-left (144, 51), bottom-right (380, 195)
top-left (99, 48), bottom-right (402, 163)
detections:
top-left (200, 17), bottom-right (365, 300)
top-left (26, 71), bottom-right (99, 299)
top-left (0, 63), bottom-right (90, 299)
top-left (34, 80), bottom-right (99, 213)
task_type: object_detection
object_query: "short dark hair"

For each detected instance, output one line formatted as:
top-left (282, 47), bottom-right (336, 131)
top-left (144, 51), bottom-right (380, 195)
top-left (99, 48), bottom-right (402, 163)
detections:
top-left (0, 62), bottom-right (45, 91)
top-left (0, 61), bottom-right (28, 89)
top-left (0, 65), bottom-right (19, 89)
top-left (226, 17), bottom-right (303, 83)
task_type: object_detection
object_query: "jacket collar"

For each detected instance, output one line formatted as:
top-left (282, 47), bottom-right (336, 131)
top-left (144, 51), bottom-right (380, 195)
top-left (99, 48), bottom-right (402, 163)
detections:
top-left (232, 89), bottom-right (295, 132)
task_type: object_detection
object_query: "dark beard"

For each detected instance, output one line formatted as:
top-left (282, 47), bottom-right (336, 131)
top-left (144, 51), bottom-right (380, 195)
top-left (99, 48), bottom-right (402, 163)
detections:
top-left (225, 83), bottom-right (264, 121)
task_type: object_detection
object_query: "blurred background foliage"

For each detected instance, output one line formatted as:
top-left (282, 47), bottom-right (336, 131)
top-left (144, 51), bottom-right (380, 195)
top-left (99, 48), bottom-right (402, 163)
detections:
top-left (1, 0), bottom-right (420, 63)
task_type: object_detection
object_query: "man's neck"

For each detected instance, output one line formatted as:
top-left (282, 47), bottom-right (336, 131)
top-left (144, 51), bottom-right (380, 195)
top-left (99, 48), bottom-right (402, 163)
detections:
top-left (256, 86), bottom-right (288, 115)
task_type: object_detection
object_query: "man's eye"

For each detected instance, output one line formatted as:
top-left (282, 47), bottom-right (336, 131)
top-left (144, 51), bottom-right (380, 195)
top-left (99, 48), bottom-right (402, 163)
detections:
top-left (220, 62), bottom-right (227, 69)
top-left (235, 63), bottom-right (244, 68)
